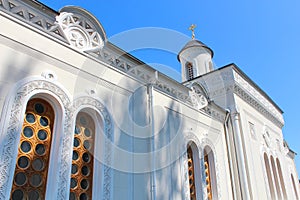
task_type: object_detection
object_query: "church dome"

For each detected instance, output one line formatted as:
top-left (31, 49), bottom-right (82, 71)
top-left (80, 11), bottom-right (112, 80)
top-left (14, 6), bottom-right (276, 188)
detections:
top-left (177, 39), bottom-right (214, 61)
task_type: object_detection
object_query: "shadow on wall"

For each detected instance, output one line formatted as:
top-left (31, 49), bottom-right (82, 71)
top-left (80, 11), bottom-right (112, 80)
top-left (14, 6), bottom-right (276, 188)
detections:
top-left (0, 51), bottom-right (36, 150)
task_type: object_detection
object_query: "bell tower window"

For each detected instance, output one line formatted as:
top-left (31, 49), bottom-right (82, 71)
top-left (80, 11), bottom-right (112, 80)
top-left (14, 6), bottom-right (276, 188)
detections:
top-left (186, 62), bottom-right (194, 80)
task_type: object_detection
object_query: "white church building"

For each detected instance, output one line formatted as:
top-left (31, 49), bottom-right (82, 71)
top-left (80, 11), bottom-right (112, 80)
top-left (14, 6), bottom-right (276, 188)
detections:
top-left (0, 0), bottom-right (299, 199)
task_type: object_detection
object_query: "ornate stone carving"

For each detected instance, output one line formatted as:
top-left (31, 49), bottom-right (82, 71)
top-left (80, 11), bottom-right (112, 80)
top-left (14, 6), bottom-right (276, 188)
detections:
top-left (0, 0), bottom-right (205, 113)
top-left (183, 135), bottom-right (203, 200)
top-left (0, 80), bottom-right (113, 200)
top-left (262, 126), bottom-right (271, 148)
top-left (191, 68), bottom-right (284, 128)
top-left (202, 105), bottom-right (226, 122)
top-left (71, 96), bottom-right (113, 200)
top-left (234, 84), bottom-right (283, 128)
top-left (200, 138), bottom-right (222, 200)
top-left (0, 79), bottom-right (71, 200)
top-left (233, 71), bottom-right (284, 126)
top-left (0, 0), bottom-right (67, 42)
top-left (189, 87), bottom-right (208, 110)
top-left (55, 12), bottom-right (104, 52)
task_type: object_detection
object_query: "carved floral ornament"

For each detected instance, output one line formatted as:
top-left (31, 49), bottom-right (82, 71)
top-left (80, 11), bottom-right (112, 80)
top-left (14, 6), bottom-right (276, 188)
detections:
top-left (262, 127), bottom-right (271, 148)
top-left (55, 12), bottom-right (104, 52)
top-left (188, 83), bottom-right (209, 110)
top-left (189, 87), bottom-right (208, 110)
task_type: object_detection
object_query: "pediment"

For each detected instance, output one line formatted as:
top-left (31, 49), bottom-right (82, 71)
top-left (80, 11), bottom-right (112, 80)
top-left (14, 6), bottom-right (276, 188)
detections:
top-left (55, 6), bottom-right (106, 52)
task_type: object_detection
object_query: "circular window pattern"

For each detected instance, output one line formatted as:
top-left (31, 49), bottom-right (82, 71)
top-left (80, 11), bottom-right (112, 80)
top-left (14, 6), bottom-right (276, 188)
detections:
top-left (30, 174), bottom-right (42, 187)
top-left (83, 140), bottom-right (91, 150)
top-left (12, 99), bottom-right (55, 199)
top-left (14, 172), bottom-right (27, 186)
top-left (82, 153), bottom-right (90, 163)
top-left (70, 178), bottom-right (77, 189)
top-left (37, 130), bottom-right (47, 141)
top-left (80, 179), bottom-right (89, 190)
top-left (190, 188), bottom-right (194, 194)
top-left (23, 127), bottom-right (33, 138)
top-left (20, 141), bottom-right (31, 153)
top-left (205, 171), bottom-right (209, 176)
top-left (72, 151), bottom-right (79, 161)
top-left (18, 156), bottom-right (29, 169)
top-left (28, 190), bottom-right (40, 200)
top-left (40, 117), bottom-right (49, 127)
top-left (34, 103), bottom-right (44, 114)
top-left (73, 138), bottom-right (80, 148)
top-left (35, 144), bottom-right (46, 156)
top-left (74, 126), bottom-right (81, 135)
top-left (71, 164), bottom-right (78, 174)
top-left (26, 113), bottom-right (35, 123)
top-left (11, 189), bottom-right (24, 200)
top-left (80, 116), bottom-right (87, 125)
top-left (70, 113), bottom-right (95, 199)
top-left (80, 193), bottom-right (88, 200)
top-left (206, 179), bottom-right (209, 185)
top-left (69, 192), bottom-right (76, 200)
top-left (81, 166), bottom-right (89, 176)
top-left (84, 128), bottom-right (91, 137)
top-left (32, 158), bottom-right (45, 171)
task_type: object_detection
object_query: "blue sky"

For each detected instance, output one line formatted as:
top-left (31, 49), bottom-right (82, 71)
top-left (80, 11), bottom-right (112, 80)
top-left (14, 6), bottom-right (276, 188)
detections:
top-left (39, 0), bottom-right (300, 174)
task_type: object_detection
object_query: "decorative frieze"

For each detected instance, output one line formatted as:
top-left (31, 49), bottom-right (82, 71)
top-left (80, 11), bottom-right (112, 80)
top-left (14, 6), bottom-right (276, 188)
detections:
top-left (0, 0), bottom-right (195, 110)
top-left (233, 70), bottom-right (284, 126)
top-left (0, 0), bottom-right (67, 42)
top-left (55, 12), bottom-right (104, 52)
top-left (234, 84), bottom-right (283, 128)
top-left (190, 67), bottom-right (284, 128)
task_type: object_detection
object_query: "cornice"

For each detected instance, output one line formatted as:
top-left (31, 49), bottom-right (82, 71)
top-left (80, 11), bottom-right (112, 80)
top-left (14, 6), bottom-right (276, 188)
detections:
top-left (0, 0), bottom-right (68, 42)
top-left (1, 0), bottom-right (224, 121)
top-left (0, 0), bottom-right (194, 108)
top-left (0, 0), bottom-right (248, 124)
top-left (187, 66), bottom-right (284, 128)
top-left (233, 84), bottom-right (284, 128)
top-left (232, 70), bottom-right (284, 127)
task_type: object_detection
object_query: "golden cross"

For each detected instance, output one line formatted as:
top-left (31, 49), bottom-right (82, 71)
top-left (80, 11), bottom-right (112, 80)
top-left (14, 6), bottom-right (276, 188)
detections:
top-left (189, 24), bottom-right (197, 40)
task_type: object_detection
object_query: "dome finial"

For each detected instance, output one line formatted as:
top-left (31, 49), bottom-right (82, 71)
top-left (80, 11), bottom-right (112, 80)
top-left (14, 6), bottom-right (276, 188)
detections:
top-left (189, 24), bottom-right (197, 40)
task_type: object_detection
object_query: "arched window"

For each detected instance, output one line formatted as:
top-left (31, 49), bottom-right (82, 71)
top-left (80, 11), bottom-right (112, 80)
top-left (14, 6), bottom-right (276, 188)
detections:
top-left (276, 158), bottom-right (287, 199)
top-left (291, 174), bottom-right (299, 200)
top-left (186, 62), bottom-right (194, 80)
top-left (204, 147), bottom-right (217, 200)
top-left (10, 98), bottom-right (55, 199)
top-left (187, 146), bottom-right (196, 200)
top-left (69, 112), bottom-right (95, 200)
top-left (270, 156), bottom-right (282, 199)
top-left (264, 153), bottom-right (275, 199)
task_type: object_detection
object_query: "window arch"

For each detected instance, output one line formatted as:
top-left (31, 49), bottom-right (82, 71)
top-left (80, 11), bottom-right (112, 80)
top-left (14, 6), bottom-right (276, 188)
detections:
top-left (270, 156), bottom-right (282, 199)
top-left (264, 153), bottom-right (275, 199)
top-left (276, 158), bottom-right (287, 199)
top-left (186, 62), bottom-right (194, 80)
top-left (69, 112), bottom-right (95, 200)
top-left (187, 145), bottom-right (196, 200)
top-left (291, 174), bottom-right (299, 200)
top-left (204, 146), bottom-right (217, 200)
top-left (10, 98), bottom-right (55, 200)
top-left (186, 141), bottom-right (203, 200)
